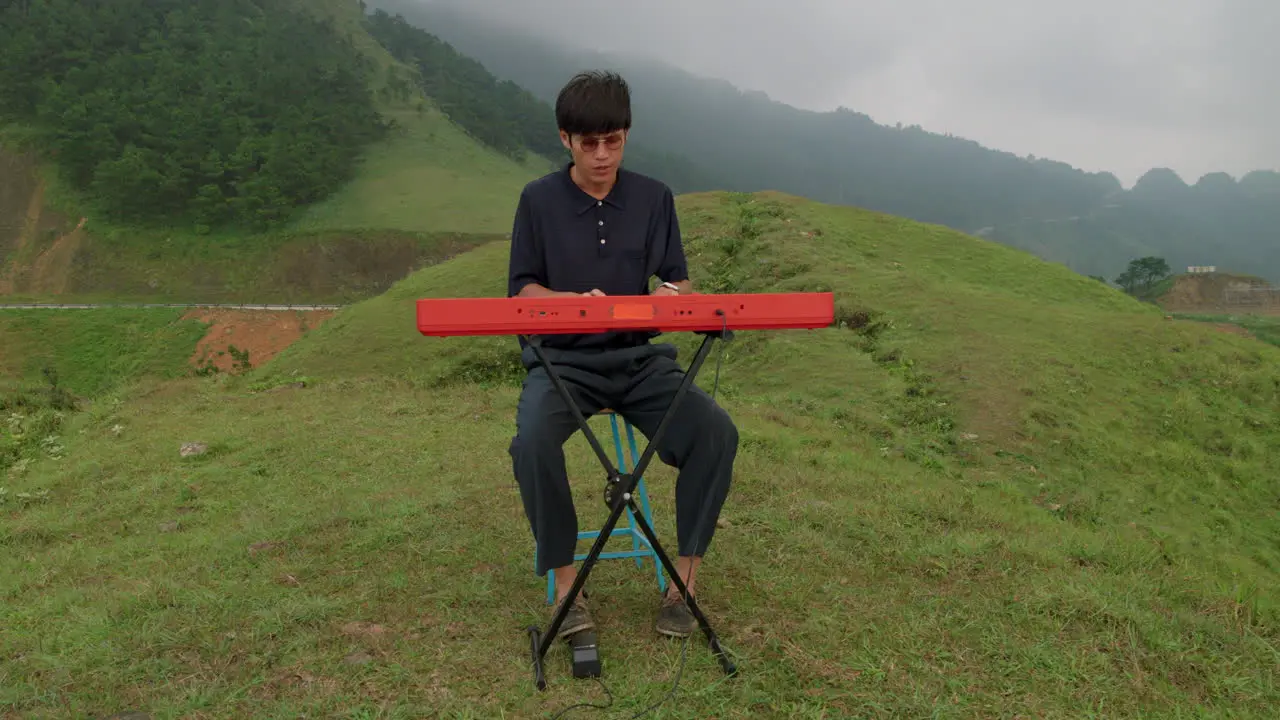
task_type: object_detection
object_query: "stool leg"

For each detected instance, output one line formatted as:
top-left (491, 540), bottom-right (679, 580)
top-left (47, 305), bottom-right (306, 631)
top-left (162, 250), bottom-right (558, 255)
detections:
top-left (545, 546), bottom-right (554, 605)
top-left (612, 415), bottom-right (644, 569)
top-left (609, 412), bottom-right (640, 563)
top-left (623, 419), bottom-right (643, 568)
top-left (627, 420), bottom-right (666, 595)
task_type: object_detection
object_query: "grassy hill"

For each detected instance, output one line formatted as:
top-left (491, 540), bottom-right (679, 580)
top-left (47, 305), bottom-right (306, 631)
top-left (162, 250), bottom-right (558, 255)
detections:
top-left (0, 0), bottom-right (545, 304)
top-left (0, 308), bottom-right (207, 395)
top-left (0, 133), bottom-right (524, 304)
top-left (3, 191), bottom-right (1277, 718)
top-left (291, 1), bottom-right (555, 235)
top-left (0, 306), bottom-right (211, 480)
top-left (290, 107), bottom-right (550, 236)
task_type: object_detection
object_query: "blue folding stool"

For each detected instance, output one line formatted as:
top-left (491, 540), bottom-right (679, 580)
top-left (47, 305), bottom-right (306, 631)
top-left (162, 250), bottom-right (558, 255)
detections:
top-left (543, 409), bottom-right (668, 604)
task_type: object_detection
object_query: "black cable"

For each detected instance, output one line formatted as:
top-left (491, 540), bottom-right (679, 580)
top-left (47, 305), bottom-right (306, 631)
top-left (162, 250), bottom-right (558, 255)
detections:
top-left (621, 572), bottom-right (694, 720)
top-left (548, 564), bottom-right (696, 720)
top-left (547, 677), bottom-right (614, 719)
top-left (621, 311), bottom-right (728, 719)
top-left (548, 311), bottom-right (732, 719)
top-left (710, 310), bottom-right (728, 403)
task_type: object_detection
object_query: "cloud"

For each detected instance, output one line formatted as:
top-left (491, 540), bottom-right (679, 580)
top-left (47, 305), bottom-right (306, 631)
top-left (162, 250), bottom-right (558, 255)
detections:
top-left (417, 0), bottom-right (1279, 186)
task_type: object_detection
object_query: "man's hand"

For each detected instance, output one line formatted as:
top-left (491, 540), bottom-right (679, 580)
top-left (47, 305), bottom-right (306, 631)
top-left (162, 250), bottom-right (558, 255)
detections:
top-left (517, 283), bottom-right (603, 299)
top-left (653, 279), bottom-right (692, 297)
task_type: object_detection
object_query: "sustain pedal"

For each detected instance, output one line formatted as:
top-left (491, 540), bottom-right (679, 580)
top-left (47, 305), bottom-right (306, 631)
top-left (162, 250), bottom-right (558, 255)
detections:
top-left (567, 629), bottom-right (601, 678)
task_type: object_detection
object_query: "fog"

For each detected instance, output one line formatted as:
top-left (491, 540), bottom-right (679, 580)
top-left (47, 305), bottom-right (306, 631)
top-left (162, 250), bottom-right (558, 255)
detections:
top-left (418, 0), bottom-right (1278, 187)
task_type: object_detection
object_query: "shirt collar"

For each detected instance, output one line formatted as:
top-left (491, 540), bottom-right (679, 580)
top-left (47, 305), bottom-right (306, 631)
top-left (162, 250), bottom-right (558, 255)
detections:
top-left (563, 163), bottom-right (627, 214)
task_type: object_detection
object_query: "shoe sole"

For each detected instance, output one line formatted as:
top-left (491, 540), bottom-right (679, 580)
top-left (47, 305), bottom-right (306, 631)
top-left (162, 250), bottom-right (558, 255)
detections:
top-left (556, 619), bottom-right (594, 638)
top-left (655, 624), bottom-right (694, 638)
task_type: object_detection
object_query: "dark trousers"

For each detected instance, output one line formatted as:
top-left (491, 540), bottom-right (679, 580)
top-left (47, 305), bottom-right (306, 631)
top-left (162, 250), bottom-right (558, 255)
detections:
top-left (509, 342), bottom-right (738, 577)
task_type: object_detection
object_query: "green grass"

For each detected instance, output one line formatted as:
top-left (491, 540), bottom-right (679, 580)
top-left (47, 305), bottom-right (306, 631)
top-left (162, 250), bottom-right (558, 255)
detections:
top-left (1174, 312), bottom-right (1280, 347)
top-left (3, 192), bottom-right (1279, 718)
top-left (6, 226), bottom-right (501, 305)
top-left (0, 308), bottom-right (207, 397)
top-left (289, 107), bottom-right (551, 236)
top-left (0, 307), bottom-right (209, 477)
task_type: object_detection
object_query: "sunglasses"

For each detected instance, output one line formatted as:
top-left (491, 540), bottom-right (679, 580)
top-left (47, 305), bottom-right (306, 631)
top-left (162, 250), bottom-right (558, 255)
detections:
top-left (574, 133), bottom-right (625, 151)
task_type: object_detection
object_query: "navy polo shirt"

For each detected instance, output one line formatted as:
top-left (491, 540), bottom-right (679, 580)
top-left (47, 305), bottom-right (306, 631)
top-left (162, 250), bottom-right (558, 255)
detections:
top-left (507, 163), bottom-right (689, 350)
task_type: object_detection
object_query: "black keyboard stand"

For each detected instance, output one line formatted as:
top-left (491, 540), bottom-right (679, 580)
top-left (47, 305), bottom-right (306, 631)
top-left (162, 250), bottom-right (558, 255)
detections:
top-left (523, 327), bottom-right (738, 690)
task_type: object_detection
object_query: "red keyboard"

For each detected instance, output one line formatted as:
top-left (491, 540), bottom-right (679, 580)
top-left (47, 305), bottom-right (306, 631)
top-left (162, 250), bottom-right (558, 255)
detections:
top-left (416, 292), bottom-right (834, 337)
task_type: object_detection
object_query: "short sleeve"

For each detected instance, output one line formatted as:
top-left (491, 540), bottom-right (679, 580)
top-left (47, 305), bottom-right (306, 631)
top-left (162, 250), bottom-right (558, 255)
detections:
top-left (507, 189), bottom-right (544, 297)
top-left (654, 187), bottom-right (689, 284)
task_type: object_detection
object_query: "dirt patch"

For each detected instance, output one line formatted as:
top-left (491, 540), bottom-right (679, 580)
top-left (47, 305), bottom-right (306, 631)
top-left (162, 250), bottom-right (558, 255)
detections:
top-left (1159, 273), bottom-right (1280, 315)
top-left (184, 309), bottom-right (335, 373)
top-left (25, 217), bottom-right (85, 295)
top-left (1, 148), bottom-right (45, 252)
top-left (1207, 322), bottom-right (1255, 339)
top-left (1, 146), bottom-right (75, 295)
top-left (270, 230), bottom-right (496, 299)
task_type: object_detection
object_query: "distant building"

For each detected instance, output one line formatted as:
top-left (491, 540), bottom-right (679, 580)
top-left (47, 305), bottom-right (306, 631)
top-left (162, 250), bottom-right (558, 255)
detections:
top-left (1186, 266), bottom-right (1217, 274)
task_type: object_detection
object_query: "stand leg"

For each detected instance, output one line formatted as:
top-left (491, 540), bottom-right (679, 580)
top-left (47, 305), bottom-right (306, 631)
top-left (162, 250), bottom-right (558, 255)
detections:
top-left (626, 497), bottom-right (737, 677)
top-left (523, 332), bottom-right (732, 689)
top-left (528, 625), bottom-right (546, 690)
top-left (525, 336), bottom-right (619, 480)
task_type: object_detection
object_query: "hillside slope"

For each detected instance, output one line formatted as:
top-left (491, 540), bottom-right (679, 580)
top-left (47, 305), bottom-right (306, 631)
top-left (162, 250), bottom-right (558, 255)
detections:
top-left (289, 107), bottom-right (547, 236)
top-left (290, 0), bottom-right (553, 235)
top-left (0, 0), bottom-right (552, 303)
top-left (0, 135), bottom-right (512, 303)
top-left (371, 0), bottom-right (1280, 283)
top-left (4, 191), bottom-right (1276, 717)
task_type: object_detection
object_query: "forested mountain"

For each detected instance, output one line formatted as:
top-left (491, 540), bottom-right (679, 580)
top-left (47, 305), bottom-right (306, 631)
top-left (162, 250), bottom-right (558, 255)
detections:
top-left (0, 0), bottom-right (388, 231)
top-left (0, 0), bottom-right (713, 237)
top-left (369, 0), bottom-right (1280, 283)
top-left (987, 168), bottom-right (1280, 283)
top-left (360, 10), bottom-right (717, 194)
top-left (3, 0), bottom-right (1275, 283)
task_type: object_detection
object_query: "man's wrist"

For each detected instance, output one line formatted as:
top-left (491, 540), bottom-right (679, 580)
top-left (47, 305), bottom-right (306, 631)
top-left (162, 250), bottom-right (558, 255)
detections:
top-left (658, 281), bottom-right (680, 294)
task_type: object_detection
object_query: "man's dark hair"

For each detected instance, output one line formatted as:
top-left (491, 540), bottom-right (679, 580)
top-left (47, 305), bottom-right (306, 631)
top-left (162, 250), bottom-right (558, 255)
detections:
top-left (555, 71), bottom-right (631, 136)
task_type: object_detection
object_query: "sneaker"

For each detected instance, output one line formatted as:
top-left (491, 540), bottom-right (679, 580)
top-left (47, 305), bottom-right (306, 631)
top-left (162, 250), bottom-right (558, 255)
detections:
top-left (553, 594), bottom-right (595, 638)
top-left (655, 592), bottom-right (697, 638)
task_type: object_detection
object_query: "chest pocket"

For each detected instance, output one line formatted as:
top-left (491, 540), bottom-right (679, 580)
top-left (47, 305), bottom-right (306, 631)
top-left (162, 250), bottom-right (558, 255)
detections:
top-left (598, 215), bottom-right (648, 262)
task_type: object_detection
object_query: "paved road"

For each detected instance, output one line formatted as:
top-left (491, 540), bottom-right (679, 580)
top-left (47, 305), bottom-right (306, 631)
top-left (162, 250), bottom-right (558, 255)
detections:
top-left (0, 303), bottom-right (344, 310)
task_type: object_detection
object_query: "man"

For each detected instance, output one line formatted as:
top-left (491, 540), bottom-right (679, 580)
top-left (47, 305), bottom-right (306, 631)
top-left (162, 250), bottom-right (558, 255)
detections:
top-left (507, 71), bottom-right (739, 640)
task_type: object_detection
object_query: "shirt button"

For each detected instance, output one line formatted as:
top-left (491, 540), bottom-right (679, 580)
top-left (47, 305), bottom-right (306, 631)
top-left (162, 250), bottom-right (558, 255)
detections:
top-left (598, 220), bottom-right (604, 226)
top-left (600, 239), bottom-right (606, 244)
top-left (597, 201), bottom-right (602, 206)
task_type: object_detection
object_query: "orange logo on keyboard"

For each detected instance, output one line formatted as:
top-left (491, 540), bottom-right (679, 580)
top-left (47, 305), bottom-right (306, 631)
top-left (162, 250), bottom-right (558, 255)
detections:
top-left (611, 303), bottom-right (655, 320)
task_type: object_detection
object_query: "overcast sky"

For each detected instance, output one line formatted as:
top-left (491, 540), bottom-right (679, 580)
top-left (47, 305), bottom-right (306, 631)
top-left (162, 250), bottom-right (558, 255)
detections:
top-left (424, 0), bottom-right (1277, 188)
